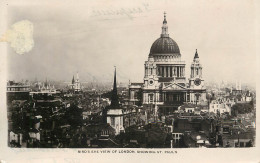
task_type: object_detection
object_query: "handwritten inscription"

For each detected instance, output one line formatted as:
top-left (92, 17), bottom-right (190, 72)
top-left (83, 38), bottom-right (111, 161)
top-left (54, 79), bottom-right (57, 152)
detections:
top-left (91, 3), bottom-right (149, 18)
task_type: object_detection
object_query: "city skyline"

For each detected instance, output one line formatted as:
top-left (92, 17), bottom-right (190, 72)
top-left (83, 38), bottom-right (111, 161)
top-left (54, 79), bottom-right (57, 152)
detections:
top-left (2, 1), bottom-right (258, 162)
top-left (7, 0), bottom-right (256, 85)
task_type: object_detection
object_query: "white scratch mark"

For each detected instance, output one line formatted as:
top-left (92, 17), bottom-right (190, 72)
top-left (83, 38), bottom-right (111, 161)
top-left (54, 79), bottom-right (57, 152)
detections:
top-left (0, 20), bottom-right (34, 55)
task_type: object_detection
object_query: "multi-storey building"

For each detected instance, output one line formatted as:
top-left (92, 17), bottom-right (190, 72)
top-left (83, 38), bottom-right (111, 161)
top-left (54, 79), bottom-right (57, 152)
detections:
top-left (7, 81), bottom-right (31, 103)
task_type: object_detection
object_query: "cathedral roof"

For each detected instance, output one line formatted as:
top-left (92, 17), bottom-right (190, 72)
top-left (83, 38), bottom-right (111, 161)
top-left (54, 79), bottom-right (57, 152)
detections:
top-left (149, 12), bottom-right (181, 56)
top-left (149, 37), bottom-right (180, 55)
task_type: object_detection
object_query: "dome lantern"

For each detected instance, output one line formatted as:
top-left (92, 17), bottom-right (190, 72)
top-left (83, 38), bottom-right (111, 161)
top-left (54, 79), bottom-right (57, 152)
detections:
top-left (161, 11), bottom-right (169, 38)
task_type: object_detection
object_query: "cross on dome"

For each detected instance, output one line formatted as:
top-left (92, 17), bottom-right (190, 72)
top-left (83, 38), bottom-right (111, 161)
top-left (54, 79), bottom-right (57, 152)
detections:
top-left (163, 11), bottom-right (167, 24)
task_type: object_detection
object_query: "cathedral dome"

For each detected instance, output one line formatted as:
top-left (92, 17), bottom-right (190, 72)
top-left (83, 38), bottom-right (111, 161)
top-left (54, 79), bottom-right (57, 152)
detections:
top-left (149, 12), bottom-right (181, 57)
top-left (149, 37), bottom-right (180, 55)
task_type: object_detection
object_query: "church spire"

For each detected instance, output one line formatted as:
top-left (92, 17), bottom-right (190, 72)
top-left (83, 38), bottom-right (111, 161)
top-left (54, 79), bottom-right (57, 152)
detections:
top-left (194, 49), bottom-right (199, 59)
top-left (163, 11), bottom-right (167, 24)
top-left (76, 72), bottom-right (79, 80)
top-left (45, 78), bottom-right (48, 87)
top-left (161, 11), bottom-right (169, 38)
top-left (110, 66), bottom-right (120, 108)
top-left (72, 75), bottom-right (75, 84)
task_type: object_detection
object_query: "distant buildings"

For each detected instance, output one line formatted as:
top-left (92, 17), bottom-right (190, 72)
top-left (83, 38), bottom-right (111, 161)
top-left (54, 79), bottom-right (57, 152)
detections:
top-left (209, 100), bottom-right (231, 115)
top-left (69, 72), bottom-right (81, 93)
top-left (236, 91), bottom-right (253, 103)
top-left (30, 80), bottom-right (57, 95)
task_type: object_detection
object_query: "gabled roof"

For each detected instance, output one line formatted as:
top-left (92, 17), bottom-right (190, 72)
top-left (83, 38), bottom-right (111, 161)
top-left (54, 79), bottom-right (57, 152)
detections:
top-left (162, 82), bottom-right (187, 91)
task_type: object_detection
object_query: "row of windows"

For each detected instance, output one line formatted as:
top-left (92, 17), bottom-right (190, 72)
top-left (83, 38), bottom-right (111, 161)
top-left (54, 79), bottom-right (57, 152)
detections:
top-left (165, 94), bottom-right (182, 102)
top-left (7, 87), bottom-right (30, 91)
top-left (172, 133), bottom-right (183, 143)
top-left (213, 109), bottom-right (228, 113)
top-left (148, 94), bottom-right (183, 102)
top-left (191, 67), bottom-right (202, 77)
top-left (211, 104), bottom-right (226, 108)
top-left (157, 66), bottom-right (185, 77)
top-left (154, 55), bottom-right (181, 62)
top-left (101, 130), bottom-right (112, 136)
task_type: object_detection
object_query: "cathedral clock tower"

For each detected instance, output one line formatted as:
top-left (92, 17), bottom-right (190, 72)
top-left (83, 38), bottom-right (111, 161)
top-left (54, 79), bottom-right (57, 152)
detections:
top-left (189, 49), bottom-right (205, 89)
top-left (144, 57), bottom-right (159, 89)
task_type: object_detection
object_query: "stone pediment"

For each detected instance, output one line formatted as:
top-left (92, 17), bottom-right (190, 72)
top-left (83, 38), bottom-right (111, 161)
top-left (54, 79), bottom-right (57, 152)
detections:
top-left (162, 82), bottom-right (187, 91)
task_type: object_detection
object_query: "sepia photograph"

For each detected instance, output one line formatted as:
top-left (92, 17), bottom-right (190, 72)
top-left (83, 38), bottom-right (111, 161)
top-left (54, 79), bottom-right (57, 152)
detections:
top-left (0, 0), bottom-right (259, 162)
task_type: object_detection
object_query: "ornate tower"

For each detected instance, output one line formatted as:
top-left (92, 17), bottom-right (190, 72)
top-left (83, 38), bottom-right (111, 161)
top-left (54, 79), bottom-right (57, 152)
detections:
top-left (74, 72), bottom-right (81, 92)
top-left (161, 11), bottom-right (169, 37)
top-left (189, 49), bottom-right (204, 89)
top-left (188, 49), bottom-right (206, 105)
top-left (71, 75), bottom-right (75, 90)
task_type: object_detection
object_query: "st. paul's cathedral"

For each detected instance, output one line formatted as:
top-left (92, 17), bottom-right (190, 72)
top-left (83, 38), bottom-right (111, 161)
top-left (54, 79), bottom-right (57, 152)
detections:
top-left (129, 13), bottom-right (207, 116)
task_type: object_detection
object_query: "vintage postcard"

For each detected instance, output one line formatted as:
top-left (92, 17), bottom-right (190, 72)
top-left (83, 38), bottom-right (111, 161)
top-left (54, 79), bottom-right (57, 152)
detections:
top-left (0, 0), bottom-right (259, 162)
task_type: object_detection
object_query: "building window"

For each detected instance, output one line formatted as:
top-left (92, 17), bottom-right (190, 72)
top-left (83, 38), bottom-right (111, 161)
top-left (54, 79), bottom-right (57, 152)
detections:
top-left (159, 94), bottom-right (162, 102)
top-left (149, 94), bottom-right (154, 103)
top-left (187, 94), bottom-right (190, 101)
top-left (131, 91), bottom-right (135, 100)
top-left (169, 94), bottom-right (173, 102)
top-left (111, 117), bottom-right (115, 126)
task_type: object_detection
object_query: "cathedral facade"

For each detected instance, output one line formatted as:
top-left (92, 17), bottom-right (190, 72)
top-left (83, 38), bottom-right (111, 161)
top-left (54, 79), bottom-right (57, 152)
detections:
top-left (129, 13), bottom-right (207, 116)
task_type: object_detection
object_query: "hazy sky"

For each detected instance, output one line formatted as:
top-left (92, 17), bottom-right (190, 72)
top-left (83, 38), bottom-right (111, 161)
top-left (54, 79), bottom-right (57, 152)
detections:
top-left (6, 0), bottom-right (257, 85)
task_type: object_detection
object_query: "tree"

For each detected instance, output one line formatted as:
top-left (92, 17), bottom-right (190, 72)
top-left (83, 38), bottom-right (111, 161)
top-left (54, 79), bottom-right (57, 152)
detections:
top-left (135, 89), bottom-right (143, 106)
top-left (226, 141), bottom-right (230, 147)
top-left (64, 104), bottom-right (83, 127)
top-left (246, 140), bottom-right (253, 147)
top-left (178, 134), bottom-right (186, 148)
top-left (231, 103), bottom-right (254, 117)
top-left (217, 134), bottom-right (223, 147)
